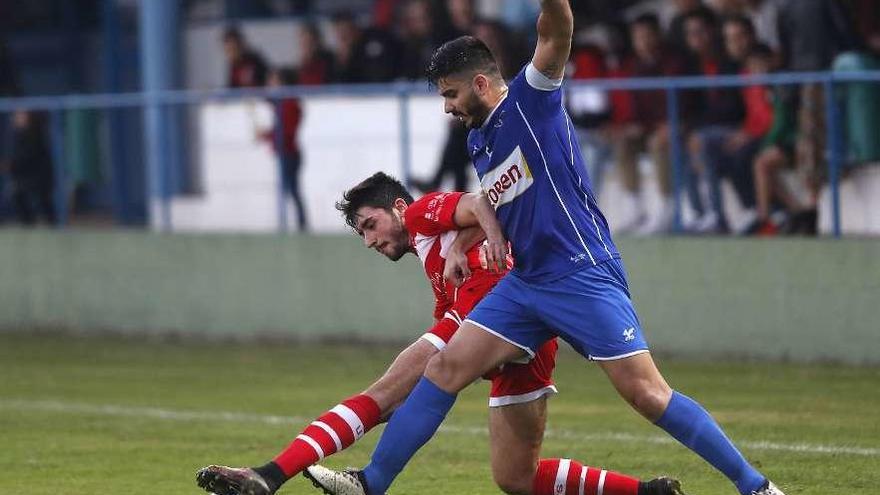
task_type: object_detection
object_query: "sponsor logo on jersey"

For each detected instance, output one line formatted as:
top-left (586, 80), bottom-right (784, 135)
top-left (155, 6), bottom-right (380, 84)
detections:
top-left (480, 146), bottom-right (534, 209)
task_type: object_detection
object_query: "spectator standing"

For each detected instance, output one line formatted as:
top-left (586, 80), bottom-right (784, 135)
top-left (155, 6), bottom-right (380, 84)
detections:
top-left (262, 68), bottom-right (309, 232)
top-left (0, 38), bottom-right (20, 223)
top-left (222, 27), bottom-right (268, 88)
top-left (296, 23), bottom-right (334, 86)
top-left (8, 110), bottom-right (55, 226)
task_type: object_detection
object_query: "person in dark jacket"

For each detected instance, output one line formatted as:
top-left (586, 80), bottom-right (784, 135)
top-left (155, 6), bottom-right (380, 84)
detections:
top-left (222, 27), bottom-right (269, 88)
top-left (8, 110), bottom-right (55, 226)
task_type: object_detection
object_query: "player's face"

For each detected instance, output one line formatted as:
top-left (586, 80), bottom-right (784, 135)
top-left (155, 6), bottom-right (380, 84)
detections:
top-left (354, 205), bottom-right (410, 261)
top-left (437, 75), bottom-right (491, 129)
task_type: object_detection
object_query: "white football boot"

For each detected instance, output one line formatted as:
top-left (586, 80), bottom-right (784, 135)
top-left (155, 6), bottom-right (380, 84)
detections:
top-left (752, 480), bottom-right (785, 495)
top-left (304, 465), bottom-right (381, 495)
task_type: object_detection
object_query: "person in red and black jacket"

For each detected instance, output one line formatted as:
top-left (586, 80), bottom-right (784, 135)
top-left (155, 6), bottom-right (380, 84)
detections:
top-left (222, 27), bottom-right (268, 89)
top-left (296, 23), bottom-right (335, 86)
top-left (262, 68), bottom-right (309, 231)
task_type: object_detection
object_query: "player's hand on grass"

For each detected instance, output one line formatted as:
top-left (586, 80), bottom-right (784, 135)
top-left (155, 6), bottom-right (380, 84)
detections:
top-left (444, 246), bottom-right (471, 287)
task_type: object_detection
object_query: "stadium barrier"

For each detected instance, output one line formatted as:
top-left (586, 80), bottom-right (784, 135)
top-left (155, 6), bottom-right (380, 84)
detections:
top-left (2, 69), bottom-right (880, 235)
top-left (1, 230), bottom-right (878, 365)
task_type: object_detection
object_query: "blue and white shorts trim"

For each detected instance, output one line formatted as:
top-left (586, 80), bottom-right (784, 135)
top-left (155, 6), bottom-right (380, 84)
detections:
top-left (466, 258), bottom-right (650, 360)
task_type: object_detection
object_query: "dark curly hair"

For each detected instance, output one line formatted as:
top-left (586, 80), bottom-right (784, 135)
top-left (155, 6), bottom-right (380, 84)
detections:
top-left (336, 172), bottom-right (414, 231)
top-left (426, 35), bottom-right (501, 86)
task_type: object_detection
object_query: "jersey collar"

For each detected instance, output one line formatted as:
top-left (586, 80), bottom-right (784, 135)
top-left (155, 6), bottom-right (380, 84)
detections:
top-left (480, 90), bottom-right (509, 131)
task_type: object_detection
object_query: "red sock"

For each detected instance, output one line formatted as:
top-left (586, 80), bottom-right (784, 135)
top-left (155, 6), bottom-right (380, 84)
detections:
top-left (272, 394), bottom-right (381, 477)
top-left (533, 458), bottom-right (641, 495)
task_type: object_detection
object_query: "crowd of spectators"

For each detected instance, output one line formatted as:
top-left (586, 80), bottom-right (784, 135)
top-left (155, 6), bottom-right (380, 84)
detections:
top-left (221, 0), bottom-right (880, 236)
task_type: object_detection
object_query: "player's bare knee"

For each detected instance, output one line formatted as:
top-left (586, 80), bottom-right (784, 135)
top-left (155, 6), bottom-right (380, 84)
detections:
top-left (629, 381), bottom-right (673, 420)
top-left (424, 352), bottom-right (460, 392)
top-left (492, 467), bottom-right (532, 495)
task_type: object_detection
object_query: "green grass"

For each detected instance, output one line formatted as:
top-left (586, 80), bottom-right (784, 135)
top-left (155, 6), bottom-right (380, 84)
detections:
top-left (1, 333), bottom-right (878, 495)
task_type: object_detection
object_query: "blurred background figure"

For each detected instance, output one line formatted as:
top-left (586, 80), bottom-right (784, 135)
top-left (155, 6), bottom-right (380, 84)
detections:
top-left (613, 14), bottom-right (684, 235)
top-left (222, 26), bottom-right (268, 88)
top-left (774, 0), bottom-right (860, 235)
top-left (330, 10), bottom-right (401, 83)
top-left (680, 9), bottom-right (745, 233)
top-left (261, 68), bottom-right (308, 232)
top-left (295, 22), bottom-right (334, 86)
top-left (397, 0), bottom-right (440, 81)
top-left (8, 110), bottom-right (55, 227)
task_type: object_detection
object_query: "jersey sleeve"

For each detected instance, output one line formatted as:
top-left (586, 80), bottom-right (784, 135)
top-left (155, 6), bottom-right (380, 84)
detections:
top-left (404, 191), bottom-right (465, 236)
top-left (509, 63), bottom-right (565, 121)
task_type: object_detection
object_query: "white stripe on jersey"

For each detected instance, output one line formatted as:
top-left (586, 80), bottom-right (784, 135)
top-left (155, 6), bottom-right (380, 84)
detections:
top-left (515, 101), bottom-right (596, 265)
top-left (329, 404), bottom-right (365, 440)
top-left (312, 420), bottom-right (342, 452)
top-left (578, 466), bottom-right (587, 495)
top-left (564, 110), bottom-right (612, 259)
top-left (296, 434), bottom-right (324, 459)
top-left (555, 459), bottom-right (571, 494)
top-left (598, 469), bottom-right (608, 495)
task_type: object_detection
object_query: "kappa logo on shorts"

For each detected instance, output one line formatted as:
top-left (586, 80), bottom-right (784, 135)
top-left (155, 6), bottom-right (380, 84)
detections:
top-left (622, 327), bottom-right (635, 342)
top-left (480, 146), bottom-right (534, 209)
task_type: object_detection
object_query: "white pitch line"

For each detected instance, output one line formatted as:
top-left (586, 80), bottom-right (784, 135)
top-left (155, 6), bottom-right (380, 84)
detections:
top-left (2, 398), bottom-right (878, 457)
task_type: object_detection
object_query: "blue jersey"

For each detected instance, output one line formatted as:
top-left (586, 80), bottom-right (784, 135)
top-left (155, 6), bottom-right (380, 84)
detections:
top-left (469, 64), bottom-right (620, 283)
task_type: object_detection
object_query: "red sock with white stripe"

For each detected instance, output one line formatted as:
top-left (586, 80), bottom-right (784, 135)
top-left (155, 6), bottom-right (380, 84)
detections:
top-left (532, 458), bottom-right (641, 495)
top-left (267, 394), bottom-right (381, 480)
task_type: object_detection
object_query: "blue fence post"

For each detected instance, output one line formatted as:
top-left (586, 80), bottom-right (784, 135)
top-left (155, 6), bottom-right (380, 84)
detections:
top-left (666, 87), bottom-right (684, 233)
top-left (139, 0), bottom-right (177, 231)
top-left (824, 76), bottom-right (843, 238)
top-left (49, 110), bottom-right (68, 227)
top-left (398, 91), bottom-right (413, 187)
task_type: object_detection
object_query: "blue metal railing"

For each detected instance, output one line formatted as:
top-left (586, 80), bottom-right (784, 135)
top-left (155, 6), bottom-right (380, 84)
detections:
top-left (1, 70), bottom-right (878, 235)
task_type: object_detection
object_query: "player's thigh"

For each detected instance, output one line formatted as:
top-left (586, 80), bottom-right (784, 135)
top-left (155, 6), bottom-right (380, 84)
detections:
top-left (364, 338), bottom-right (438, 415)
top-left (425, 321), bottom-right (527, 393)
top-left (488, 398), bottom-right (548, 495)
top-left (536, 260), bottom-right (649, 361)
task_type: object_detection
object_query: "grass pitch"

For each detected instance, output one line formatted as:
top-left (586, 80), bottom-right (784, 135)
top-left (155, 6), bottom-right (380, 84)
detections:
top-left (0, 333), bottom-right (878, 495)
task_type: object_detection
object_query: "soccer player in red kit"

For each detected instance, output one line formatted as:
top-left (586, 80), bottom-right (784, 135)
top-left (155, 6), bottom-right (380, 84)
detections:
top-left (196, 173), bottom-right (682, 495)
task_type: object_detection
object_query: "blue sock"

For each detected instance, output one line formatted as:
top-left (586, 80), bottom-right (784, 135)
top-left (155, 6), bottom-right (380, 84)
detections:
top-left (655, 391), bottom-right (766, 495)
top-left (362, 377), bottom-right (456, 494)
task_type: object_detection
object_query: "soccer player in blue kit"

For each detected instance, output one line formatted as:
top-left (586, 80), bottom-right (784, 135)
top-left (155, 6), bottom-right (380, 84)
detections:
top-left (306, 2), bottom-right (786, 495)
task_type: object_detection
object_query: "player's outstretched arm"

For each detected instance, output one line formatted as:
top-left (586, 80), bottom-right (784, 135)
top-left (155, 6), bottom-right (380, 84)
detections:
top-left (452, 192), bottom-right (508, 272)
top-left (532, 0), bottom-right (573, 80)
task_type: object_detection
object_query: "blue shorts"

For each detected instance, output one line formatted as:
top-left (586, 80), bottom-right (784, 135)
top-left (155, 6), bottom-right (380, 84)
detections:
top-left (465, 258), bottom-right (650, 361)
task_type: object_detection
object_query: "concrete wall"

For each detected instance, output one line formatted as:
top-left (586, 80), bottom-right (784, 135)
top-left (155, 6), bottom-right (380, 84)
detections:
top-left (2, 231), bottom-right (878, 364)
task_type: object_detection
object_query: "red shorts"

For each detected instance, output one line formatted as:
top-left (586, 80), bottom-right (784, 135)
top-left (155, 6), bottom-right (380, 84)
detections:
top-left (420, 274), bottom-right (558, 408)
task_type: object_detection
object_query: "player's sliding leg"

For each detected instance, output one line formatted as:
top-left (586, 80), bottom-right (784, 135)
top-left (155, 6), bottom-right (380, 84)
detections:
top-left (196, 339), bottom-right (439, 495)
top-left (342, 321), bottom-right (528, 495)
top-left (489, 398), bottom-right (685, 495)
top-left (304, 375), bottom-right (687, 495)
top-left (597, 352), bottom-right (779, 495)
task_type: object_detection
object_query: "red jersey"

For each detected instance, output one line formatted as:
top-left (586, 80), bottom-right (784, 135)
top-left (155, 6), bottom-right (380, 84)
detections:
top-left (404, 191), bottom-right (507, 321)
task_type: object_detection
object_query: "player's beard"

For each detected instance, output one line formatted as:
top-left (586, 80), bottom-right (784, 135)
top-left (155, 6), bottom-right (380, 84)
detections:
top-left (383, 218), bottom-right (411, 262)
top-left (463, 91), bottom-right (490, 129)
